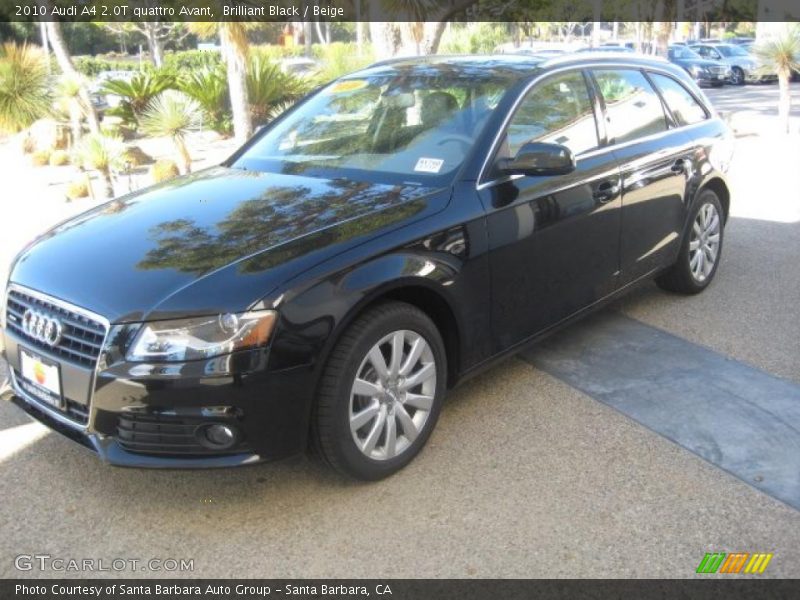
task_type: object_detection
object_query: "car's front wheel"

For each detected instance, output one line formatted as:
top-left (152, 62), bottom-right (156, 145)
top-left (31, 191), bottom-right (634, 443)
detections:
top-left (656, 189), bottom-right (724, 294)
top-left (730, 66), bottom-right (745, 85)
top-left (312, 302), bottom-right (447, 480)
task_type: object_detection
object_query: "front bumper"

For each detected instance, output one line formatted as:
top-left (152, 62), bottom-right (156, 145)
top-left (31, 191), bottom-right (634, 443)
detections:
top-left (1, 291), bottom-right (316, 468)
top-left (2, 387), bottom-right (265, 468)
top-left (693, 70), bottom-right (730, 86)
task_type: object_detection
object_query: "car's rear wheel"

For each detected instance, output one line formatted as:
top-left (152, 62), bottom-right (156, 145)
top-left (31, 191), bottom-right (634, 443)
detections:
top-left (656, 189), bottom-right (724, 294)
top-left (312, 302), bottom-right (447, 480)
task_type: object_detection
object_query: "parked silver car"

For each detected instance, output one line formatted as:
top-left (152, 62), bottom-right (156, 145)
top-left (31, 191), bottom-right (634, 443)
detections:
top-left (689, 43), bottom-right (775, 85)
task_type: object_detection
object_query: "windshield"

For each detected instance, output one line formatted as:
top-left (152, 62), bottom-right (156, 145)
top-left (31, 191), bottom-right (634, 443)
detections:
top-left (718, 45), bottom-right (749, 57)
top-left (234, 72), bottom-right (508, 183)
top-left (670, 47), bottom-right (701, 59)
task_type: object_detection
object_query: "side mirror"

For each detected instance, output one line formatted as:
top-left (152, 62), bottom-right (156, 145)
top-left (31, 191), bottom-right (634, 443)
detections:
top-left (499, 142), bottom-right (576, 177)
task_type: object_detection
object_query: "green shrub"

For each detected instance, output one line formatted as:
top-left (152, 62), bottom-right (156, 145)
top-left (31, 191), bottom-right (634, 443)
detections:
top-left (0, 43), bottom-right (52, 133)
top-left (151, 159), bottom-right (180, 183)
top-left (313, 42), bottom-right (374, 83)
top-left (158, 50), bottom-right (223, 78)
top-left (178, 65), bottom-right (232, 135)
top-left (102, 70), bottom-right (176, 127)
top-left (122, 145), bottom-right (154, 167)
top-left (49, 149), bottom-right (70, 166)
top-left (74, 55), bottom-right (138, 77)
top-left (31, 149), bottom-right (51, 166)
top-left (247, 55), bottom-right (313, 126)
top-left (439, 23), bottom-right (512, 55)
top-left (65, 178), bottom-right (90, 200)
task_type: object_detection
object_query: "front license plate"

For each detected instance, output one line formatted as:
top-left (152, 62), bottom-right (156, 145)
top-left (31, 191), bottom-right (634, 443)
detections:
top-left (19, 348), bottom-right (63, 408)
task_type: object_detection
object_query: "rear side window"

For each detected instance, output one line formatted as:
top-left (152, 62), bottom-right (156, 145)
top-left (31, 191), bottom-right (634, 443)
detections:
top-left (593, 69), bottom-right (668, 144)
top-left (649, 73), bottom-right (708, 126)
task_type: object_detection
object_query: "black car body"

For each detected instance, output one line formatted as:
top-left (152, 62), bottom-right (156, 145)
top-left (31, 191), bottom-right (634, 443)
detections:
top-left (1, 54), bottom-right (734, 476)
top-left (668, 46), bottom-right (731, 86)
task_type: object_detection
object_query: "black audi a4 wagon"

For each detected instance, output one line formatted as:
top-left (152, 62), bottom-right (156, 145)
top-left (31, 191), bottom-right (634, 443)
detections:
top-left (1, 54), bottom-right (733, 479)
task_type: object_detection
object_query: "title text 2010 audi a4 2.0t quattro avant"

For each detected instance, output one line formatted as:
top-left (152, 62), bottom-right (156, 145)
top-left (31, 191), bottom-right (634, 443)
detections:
top-left (0, 54), bottom-right (733, 479)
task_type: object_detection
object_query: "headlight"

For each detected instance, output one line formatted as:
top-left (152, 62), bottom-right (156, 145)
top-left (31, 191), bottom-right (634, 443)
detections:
top-left (127, 310), bottom-right (277, 362)
top-left (691, 65), bottom-right (706, 75)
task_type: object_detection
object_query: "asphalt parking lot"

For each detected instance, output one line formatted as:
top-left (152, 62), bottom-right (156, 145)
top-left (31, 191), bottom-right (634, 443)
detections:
top-left (1, 83), bottom-right (799, 579)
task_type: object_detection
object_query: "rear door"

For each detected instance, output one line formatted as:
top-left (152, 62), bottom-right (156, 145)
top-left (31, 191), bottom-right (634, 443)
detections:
top-left (479, 69), bottom-right (622, 352)
top-left (590, 68), bottom-right (695, 285)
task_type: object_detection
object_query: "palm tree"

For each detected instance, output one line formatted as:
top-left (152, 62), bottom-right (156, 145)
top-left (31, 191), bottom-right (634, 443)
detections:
top-left (56, 75), bottom-right (84, 145)
top-left (76, 133), bottom-right (125, 198)
top-left (754, 28), bottom-right (800, 134)
top-left (139, 91), bottom-right (200, 174)
top-left (189, 23), bottom-right (253, 144)
top-left (0, 42), bottom-right (52, 133)
top-left (45, 18), bottom-right (100, 134)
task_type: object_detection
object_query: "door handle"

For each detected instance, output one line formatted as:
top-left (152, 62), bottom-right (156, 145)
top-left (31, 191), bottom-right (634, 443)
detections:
top-left (593, 180), bottom-right (621, 204)
top-left (671, 159), bottom-right (687, 174)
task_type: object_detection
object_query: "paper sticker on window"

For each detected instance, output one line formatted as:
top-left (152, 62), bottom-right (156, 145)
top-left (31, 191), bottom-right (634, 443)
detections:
top-left (327, 80), bottom-right (368, 94)
top-left (414, 158), bottom-right (444, 173)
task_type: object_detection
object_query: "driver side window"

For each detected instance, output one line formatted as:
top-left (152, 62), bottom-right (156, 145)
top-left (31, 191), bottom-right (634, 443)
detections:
top-left (503, 71), bottom-right (600, 159)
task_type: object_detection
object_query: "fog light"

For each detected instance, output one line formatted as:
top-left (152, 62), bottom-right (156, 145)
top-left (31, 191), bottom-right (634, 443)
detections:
top-left (196, 423), bottom-right (240, 450)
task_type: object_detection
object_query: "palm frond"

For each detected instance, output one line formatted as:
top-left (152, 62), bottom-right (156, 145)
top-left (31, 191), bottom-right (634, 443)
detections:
top-left (75, 132), bottom-right (125, 172)
top-left (247, 56), bottom-right (312, 126)
top-left (753, 27), bottom-right (800, 77)
top-left (139, 90), bottom-right (200, 142)
top-left (0, 42), bottom-right (52, 133)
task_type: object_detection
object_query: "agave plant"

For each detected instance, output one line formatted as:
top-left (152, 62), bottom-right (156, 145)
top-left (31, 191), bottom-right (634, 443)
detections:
top-left (754, 27), bottom-right (800, 133)
top-left (101, 70), bottom-right (175, 127)
top-left (139, 91), bottom-right (200, 174)
top-left (247, 56), bottom-right (312, 127)
top-left (75, 133), bottom-right (126, 199)
top-left (177, 65), bottom-right (232, 136)
top-left (0, 42), bottom-right (52, 133)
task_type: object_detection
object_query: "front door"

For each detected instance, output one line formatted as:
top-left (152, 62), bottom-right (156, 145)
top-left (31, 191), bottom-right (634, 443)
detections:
top-left (478, 70), bottom-right (622, 352)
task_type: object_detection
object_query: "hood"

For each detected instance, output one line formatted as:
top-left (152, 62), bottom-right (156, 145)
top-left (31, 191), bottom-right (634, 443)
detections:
top-left (10, 167), bottom-right (444, 323)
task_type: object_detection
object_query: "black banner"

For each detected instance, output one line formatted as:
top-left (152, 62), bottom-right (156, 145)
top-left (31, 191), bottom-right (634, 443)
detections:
top-left (1, 0), bottom-right (799, 23)
top-left (3, 580), bottom-right (800, 600)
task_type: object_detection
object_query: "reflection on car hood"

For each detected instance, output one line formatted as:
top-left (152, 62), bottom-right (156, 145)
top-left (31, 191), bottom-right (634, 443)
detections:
top-left (11, 167), bottom-right (442, 322)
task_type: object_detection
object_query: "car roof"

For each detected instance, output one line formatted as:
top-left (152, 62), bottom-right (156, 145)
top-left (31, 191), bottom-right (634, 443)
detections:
top-left (360, 53), bottom-right (676, 81)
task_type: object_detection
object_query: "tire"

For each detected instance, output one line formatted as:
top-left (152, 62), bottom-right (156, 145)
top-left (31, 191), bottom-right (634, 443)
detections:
top-left (312, 301), bottom-right (447, 480)
top-left (731, 67), bottom-right (745, 86)
top-left (656, 189), bottom-right (724, 295)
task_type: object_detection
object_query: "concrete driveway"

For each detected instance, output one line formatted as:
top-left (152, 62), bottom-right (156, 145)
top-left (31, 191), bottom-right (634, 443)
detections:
top-left (0, 84), bottom-right (798, 579)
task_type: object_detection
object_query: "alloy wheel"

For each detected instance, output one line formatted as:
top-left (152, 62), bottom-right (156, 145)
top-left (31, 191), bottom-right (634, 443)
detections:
top-left (349, 330), bottom-right (437, 461)
top-left (689, 202), bottom-right (721, 282)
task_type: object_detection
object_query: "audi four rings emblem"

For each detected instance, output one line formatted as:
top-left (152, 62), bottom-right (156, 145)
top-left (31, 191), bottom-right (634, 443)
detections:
top-left (22, 309), bottom-right (63, 347)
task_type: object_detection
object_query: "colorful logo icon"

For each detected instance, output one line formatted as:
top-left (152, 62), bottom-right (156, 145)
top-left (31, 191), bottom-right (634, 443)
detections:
top-left (33, 362), bottom-right (47, 385)
top-left (696, 552), bottom-right (773, 574)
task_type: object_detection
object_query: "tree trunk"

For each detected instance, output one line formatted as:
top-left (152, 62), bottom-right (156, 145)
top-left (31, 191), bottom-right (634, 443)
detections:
top-left (355, 1), bottom-right (363, 55)
top-left (220, 27), bottom-right (252, 145)
top-left (100, 168), bottom-right (114, 198)
top-left (39, 20), bottom-right (50, 76)
top-left (653, 22), bottom-right (673, 57)
top-left (145, 23), bottom-right (164, 68)
top-left (369, 22), bottom-right (400, 60)
top-left (69, 101), bottom-right (81, 147)
top-left (422, 21), bottom-right (448, 55)
top-left (303, 21), bottom-right (313, 57)
top-left (175, 136), bottom-right (192, 173)
top-left (778, 69), bottom-right (791, 134)
top-left (45, 20), bottom-right (101, 134)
